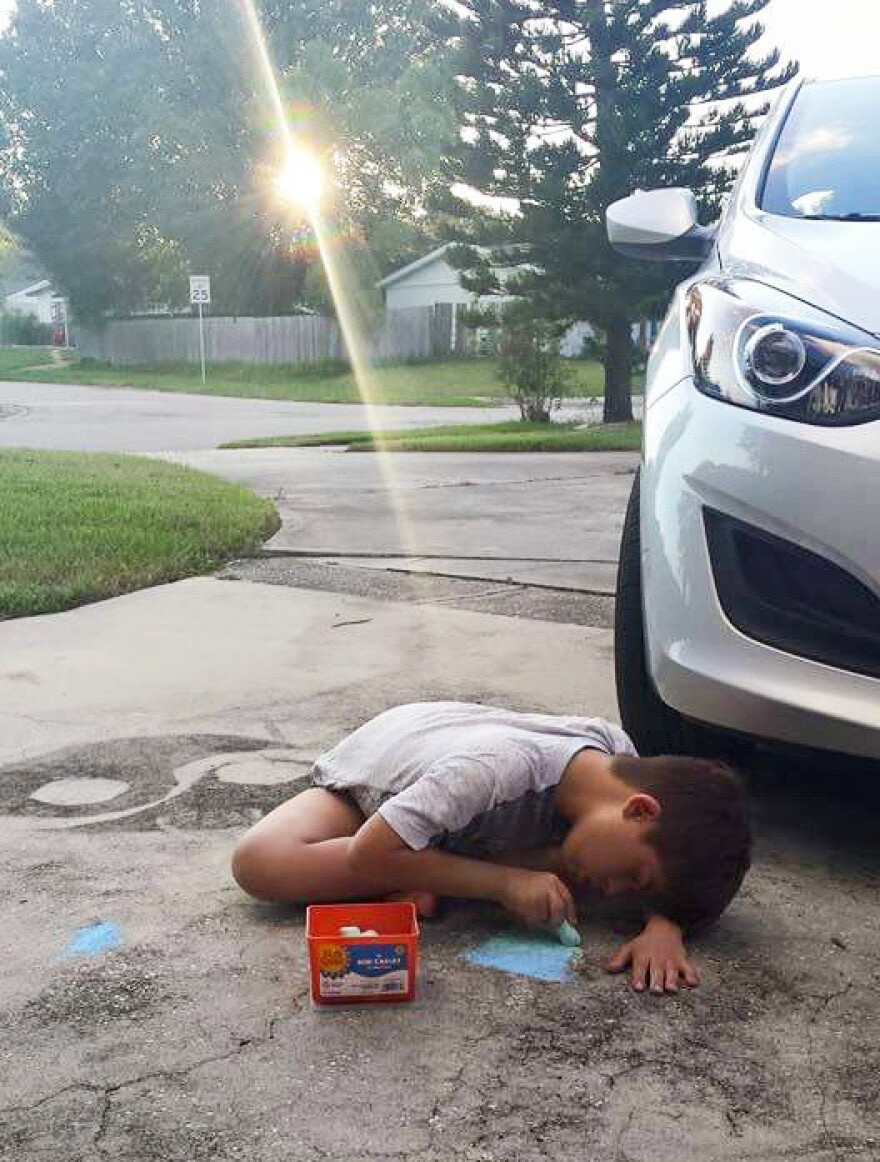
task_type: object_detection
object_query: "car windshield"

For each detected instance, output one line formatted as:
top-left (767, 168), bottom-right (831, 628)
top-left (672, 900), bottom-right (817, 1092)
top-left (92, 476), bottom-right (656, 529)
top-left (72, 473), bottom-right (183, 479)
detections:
top-left (761, 75), bottom-right (880, 220)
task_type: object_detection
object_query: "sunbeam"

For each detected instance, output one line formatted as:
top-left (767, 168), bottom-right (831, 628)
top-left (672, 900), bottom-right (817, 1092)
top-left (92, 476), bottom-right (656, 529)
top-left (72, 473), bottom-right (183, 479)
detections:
top-left (236, 0), bottom-right (444, 646)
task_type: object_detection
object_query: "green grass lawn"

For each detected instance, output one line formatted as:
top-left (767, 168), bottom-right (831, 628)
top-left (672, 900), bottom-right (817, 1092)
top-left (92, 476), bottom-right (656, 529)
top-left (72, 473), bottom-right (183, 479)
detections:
top-left (0, 449), bottom-right (279, 619)
top-left (0, 347), bottom-right (61, 377)
top-left (0, 347), bottom-right (612, 406)
top-left (222, 420), bottom-right (642, 453)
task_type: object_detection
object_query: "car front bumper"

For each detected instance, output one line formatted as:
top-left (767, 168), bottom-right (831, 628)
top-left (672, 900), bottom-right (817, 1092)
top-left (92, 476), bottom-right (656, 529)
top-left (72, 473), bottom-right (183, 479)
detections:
top-left (641, 379), bottom-right (880, 759)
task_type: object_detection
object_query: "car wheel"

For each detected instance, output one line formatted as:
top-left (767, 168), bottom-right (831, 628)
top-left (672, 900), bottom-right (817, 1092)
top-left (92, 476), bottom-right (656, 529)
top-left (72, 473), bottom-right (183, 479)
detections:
top-left (615, 471), bottom-right (749, 759)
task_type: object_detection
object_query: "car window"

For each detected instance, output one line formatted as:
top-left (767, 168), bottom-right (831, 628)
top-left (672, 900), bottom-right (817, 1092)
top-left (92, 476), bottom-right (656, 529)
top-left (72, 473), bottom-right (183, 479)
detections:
top-left (761, 76), bottom-right (880, 220)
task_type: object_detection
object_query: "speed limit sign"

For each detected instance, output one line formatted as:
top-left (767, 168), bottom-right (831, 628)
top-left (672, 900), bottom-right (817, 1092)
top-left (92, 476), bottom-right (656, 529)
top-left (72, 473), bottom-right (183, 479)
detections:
top-left (189, 276), bottom-right (211, 384)
top-left (189, 275), bottom-right (211, 304)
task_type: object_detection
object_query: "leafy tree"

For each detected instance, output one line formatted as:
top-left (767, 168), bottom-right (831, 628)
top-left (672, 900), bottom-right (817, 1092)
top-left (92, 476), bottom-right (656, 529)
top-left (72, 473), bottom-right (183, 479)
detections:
top-left (0, 0), bottom-right (457, 320)
top-left (446, 0), bottom-right (797, 421)
top-left (0, 225), bottom-right (41, 295)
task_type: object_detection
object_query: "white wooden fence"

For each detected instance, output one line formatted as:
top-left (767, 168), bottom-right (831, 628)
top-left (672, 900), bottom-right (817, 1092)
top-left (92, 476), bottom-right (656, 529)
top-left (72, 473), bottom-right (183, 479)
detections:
top-left (73, 304), bottom-right (459, 366)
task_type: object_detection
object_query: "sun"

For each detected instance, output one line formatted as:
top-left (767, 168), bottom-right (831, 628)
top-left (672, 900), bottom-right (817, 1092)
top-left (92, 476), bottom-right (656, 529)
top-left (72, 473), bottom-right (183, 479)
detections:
top-left (275, 148), bottom-right (324, 211)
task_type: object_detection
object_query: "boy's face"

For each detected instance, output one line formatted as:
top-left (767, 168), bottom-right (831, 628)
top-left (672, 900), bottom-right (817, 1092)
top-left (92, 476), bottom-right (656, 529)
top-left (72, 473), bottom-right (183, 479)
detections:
top-left (560, 795), bottom-right (666, 898)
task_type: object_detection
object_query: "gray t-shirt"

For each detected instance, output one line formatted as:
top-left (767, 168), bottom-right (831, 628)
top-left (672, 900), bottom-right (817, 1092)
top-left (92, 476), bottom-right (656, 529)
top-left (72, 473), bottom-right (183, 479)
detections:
top-left (310, 702), bottom-right (638, 856)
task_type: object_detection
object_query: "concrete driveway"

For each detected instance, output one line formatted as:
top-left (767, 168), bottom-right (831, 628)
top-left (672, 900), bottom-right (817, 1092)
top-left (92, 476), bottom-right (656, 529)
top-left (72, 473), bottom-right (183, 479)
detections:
top-left (1, 579), bottom-right (879, 1161)
top-left (164, 447), bottom-right (638, 594)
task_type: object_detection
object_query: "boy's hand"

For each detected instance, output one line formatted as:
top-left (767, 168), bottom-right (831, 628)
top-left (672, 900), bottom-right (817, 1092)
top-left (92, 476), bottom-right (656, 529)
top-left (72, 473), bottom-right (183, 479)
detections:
top-left (499, 868), bottom-right (578, 928)
top-left (604, 914), bottom-right (699, 994)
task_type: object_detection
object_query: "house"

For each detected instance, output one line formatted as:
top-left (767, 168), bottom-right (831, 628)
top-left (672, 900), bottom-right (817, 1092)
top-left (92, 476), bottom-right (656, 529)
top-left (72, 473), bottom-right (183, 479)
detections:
top-left (4, 279), bottom-right (69, 343)
top-left (377, 244), bottom-right (504, 352)
top-left (378, 245), bottom-right (496, 312)
top-left (377, 244), bottom-right (595, 356)
top-left (5, 279), bottom-right (56, 323)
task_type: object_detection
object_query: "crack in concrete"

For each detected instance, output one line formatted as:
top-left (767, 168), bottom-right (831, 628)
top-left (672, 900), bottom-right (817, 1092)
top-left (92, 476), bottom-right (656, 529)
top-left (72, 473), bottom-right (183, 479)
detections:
top-left (424, 1026), bottom-right (499, 1157)
top-left (411, 474), bottom-right (612, 493)
top-left (803, 980), bottom-right (857, 1162)
top-left (602, 1056), bottom-right (674, 1089)
top-left (613, 1105), bottom-right (638, 1162)
top-left (272, 473), bottom-right (618, 500)
top-left (2, 1007), bottom-right (307, 1156)
top-left (258, 549), bottom-right (613, 564)
top-left (805, 980), bottom-right (855, 1021)
top-left (89, 1045), bottom-right (257, 1154)
top-left (602, 1047), bottom-right (785, 1146)
top-left (412, 584), bottom-right (523, 609)
top-left (0, 1080), bottom-right (105, 1119)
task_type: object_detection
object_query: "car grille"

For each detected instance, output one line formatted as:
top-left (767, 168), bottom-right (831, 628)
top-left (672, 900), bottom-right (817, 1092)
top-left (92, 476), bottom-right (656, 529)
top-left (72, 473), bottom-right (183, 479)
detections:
top-left (703, 508), bottom-right (880, 680)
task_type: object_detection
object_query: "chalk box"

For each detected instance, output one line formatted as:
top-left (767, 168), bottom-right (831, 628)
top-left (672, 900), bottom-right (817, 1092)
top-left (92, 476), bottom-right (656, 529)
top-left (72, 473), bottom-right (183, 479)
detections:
top-left (306, 901), bottom-right (420, 1006)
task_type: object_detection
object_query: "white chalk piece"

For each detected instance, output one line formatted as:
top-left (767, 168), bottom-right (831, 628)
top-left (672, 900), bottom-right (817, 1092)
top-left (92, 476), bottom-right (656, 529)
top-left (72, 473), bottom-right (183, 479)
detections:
top-left (362, 929), bottom-right (378, 937)
top-left (556, 920), bottom-right (582, 947)
top-left (339, 926), bottom-right (362, 937)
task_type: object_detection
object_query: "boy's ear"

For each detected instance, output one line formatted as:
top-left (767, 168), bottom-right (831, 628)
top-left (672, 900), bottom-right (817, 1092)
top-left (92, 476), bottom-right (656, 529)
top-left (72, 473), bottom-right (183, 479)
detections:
top-left (622, 793), bottom-right (662, 824)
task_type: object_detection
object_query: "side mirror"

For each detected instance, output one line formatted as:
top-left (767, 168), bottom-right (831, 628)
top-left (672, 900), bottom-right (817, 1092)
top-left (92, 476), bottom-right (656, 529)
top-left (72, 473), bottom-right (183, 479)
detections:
top-left (606, 188), bottom-right (716, 262)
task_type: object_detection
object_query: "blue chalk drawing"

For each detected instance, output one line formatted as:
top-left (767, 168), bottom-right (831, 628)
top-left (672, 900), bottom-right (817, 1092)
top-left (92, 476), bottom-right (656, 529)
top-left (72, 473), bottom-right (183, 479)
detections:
top-left (463, 931), bottom-right (578, 983)
top-left (63, 921), bottom-right (123, 958)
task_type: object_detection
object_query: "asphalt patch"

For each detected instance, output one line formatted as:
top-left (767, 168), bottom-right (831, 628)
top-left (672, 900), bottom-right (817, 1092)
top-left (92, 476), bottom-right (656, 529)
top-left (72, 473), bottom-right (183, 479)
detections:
top-left (23, 949), bottom-right (170, 1035)
top-left (221, 557), bottom-right (616, 627)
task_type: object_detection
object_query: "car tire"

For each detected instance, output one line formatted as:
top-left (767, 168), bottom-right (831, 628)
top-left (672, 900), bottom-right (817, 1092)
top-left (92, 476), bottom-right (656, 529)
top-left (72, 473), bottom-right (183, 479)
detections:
top-left (615, 471), bottom-right (748, 759)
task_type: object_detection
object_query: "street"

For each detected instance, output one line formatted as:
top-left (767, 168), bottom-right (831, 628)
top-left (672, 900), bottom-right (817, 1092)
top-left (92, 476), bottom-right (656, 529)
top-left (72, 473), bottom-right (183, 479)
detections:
top-left (0, 379), bottom-right (515, 453)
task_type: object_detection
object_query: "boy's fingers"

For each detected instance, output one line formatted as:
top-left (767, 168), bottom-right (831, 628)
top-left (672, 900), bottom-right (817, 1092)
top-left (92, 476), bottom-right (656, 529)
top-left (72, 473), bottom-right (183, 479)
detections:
top-left (545, 883), bottom-right (563, 925)
top-left (649, 961), bottom-right (666, 994)
top-left (558, 880), bottom-right (578, 925)
top-left (664, 964), bottom-right (679, 993)
top-left (542, 878), bottom-right (574, 927)
top-left (631, 954), bottom-right (649, 991)
top-left (682, 962), bottom-right (701, 988)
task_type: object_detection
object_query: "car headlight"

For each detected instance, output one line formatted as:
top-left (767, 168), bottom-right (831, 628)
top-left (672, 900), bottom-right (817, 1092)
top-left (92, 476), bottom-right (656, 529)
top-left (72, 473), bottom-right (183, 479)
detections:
top-left (686, 279), bottom-right (880, 425)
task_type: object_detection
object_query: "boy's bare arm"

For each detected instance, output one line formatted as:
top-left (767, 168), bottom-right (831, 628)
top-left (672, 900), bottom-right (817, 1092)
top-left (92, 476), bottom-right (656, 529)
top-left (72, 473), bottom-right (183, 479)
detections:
top-left (348, 816), bottom-right (576, 927)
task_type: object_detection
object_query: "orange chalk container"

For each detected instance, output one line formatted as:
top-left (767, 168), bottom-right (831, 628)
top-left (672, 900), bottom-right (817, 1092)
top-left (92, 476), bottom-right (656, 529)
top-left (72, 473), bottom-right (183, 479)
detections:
top-left (306, 901), bottom-right (420, 1006)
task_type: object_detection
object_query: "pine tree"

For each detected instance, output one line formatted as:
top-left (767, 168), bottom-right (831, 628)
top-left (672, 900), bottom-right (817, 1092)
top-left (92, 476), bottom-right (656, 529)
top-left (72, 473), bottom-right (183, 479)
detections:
top-left (446, 0), bottom-right (797, 422)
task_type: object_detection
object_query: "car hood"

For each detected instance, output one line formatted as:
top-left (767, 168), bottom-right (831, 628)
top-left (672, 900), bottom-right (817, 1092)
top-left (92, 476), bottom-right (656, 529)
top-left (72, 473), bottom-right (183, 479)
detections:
top-left (718, 211), bottom-right (880, 338)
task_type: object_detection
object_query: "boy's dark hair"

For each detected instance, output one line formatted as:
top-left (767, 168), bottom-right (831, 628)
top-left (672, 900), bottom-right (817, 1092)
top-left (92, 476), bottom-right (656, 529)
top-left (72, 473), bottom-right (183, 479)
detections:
top-left (610, 753), bottom-right (752, 930)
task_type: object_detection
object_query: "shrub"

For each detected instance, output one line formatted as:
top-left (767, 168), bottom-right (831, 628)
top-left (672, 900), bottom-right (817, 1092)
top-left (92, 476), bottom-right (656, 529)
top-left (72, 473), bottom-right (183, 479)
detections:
top-left (498, 317), bottom-right (572, 422)
top-left (0, 311), bottom-right (53, 345)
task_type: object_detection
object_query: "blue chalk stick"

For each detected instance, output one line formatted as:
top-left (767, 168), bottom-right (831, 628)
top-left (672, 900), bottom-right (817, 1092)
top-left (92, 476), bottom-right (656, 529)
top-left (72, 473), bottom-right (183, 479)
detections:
top-left (556, 920), bottom-right (582, 947)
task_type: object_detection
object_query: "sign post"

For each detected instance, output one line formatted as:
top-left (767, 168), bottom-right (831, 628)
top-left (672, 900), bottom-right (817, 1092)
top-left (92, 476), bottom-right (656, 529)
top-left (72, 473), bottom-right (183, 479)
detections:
top-left (189, 276), bottom-right (211, 384)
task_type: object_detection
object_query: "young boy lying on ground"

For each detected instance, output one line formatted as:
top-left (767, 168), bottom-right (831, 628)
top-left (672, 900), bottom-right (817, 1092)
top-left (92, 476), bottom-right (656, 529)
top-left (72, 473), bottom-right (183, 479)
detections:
top-left (232, 701), bottom-right (751, 995)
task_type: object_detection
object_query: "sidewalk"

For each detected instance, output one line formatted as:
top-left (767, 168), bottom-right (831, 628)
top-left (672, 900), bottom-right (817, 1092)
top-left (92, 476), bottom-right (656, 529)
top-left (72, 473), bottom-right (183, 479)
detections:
top-left (161, 448), bottom-right (640, 595)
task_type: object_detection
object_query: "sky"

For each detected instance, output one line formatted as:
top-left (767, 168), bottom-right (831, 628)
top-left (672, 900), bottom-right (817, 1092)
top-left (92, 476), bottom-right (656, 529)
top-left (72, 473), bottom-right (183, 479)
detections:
top-left (725, 0), bottom-right (880, 80)
top-left (0, 0), bottom-right (876, 76)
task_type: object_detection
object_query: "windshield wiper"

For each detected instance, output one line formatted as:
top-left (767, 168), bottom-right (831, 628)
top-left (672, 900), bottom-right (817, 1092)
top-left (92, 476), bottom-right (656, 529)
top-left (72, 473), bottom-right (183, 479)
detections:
top-left (799, 212), bottom-right (880, 222)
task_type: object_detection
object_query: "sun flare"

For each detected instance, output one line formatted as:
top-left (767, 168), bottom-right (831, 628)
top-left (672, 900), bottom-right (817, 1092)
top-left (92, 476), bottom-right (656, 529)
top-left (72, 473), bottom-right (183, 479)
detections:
top-left (275, 149), bottom-right (324, 210)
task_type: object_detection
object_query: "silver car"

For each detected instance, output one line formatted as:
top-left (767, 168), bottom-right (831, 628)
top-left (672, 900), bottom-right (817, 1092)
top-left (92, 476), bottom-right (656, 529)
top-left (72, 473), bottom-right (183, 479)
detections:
top-left (606, 74), bottom-right (880, 761)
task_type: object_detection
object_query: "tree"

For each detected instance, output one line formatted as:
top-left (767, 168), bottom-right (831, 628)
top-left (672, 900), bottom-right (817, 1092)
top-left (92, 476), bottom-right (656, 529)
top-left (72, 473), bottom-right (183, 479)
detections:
top-left (0, 0), bottom-right (458, 320)
top-left (446, 0), bottom-right (797, 422)
top-left (0, 225), bottom-right (40, 295)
